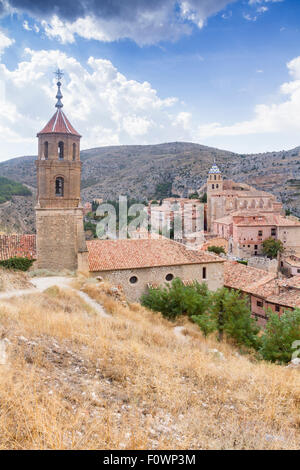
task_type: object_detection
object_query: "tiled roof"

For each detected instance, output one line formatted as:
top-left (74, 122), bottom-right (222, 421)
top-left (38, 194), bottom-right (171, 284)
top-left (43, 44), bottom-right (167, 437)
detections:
top-left (224, 261), bottom-right (300, 309)
top-left (37, 109), bottom-right (81, 137)
top-left (224, 261), bottom-right (276, 292)
top-left (0, 235), bottom-right (36, 261)
top-left (201, 237), bottom-right (228, 251)
top-left (87, 238), bottom-right (224, 272)
top-left (215, 211), bottom-right (300, 227)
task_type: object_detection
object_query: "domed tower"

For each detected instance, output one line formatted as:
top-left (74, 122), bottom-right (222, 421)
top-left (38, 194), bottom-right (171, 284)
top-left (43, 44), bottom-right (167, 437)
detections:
top-left (35, 69), bottom-right (88, 271)
top-left (207, 161), bottom-right (223, 232)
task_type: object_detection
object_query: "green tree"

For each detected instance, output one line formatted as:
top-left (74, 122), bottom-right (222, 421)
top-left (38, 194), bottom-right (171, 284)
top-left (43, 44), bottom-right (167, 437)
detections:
top-left (191, 313), bottom-right (217, 339)
top-left (210, 288), bottom-right (260, 348)
top-left (207, 245), bottom-right (226, 255)
top-left (260, 309), bottom-right (300, 363)
top-left (200, 193), bottom-right (207, 203)
top-left (262, 238), bottom-right (284, 258)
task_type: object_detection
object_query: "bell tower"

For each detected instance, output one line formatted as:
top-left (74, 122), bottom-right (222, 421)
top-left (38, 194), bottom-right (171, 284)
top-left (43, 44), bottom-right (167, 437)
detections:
top-left (207, 161), bottom-right (223, 232)
top-left (35, 69), bottom-right (88, 271)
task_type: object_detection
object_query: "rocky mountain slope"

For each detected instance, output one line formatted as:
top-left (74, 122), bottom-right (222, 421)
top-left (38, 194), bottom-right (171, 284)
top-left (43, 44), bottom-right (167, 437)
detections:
top-left (0, 142), bottom-right (299, 233)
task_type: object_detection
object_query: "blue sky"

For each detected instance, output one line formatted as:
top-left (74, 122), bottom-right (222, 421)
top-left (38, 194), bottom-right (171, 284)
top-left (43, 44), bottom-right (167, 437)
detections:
top-left (0, 0), bottom-right (300, 160)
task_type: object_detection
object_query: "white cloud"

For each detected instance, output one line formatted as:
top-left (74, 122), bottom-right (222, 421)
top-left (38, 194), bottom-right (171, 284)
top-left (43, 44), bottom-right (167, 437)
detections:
top-left (39, 1), bottom-right (237, 45)
top-left (0, 30), bottom-right (14, 56)
top-left (0, 48), bottom-right (195, 159)
top-left (196, 55), bottom-right (300, 150)
top-left (23, 20), bottom-right (31, 31)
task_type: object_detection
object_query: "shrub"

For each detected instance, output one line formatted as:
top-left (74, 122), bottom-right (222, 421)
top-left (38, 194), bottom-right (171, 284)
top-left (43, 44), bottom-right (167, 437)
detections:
top-left (207, 245), bottom-right (226, 255)
top-left (141, 278), bottom-right (211, 320)
top-left (0, 257), bottom-right (35, 271)
top-left (260, 309), bottom-right (300, 363)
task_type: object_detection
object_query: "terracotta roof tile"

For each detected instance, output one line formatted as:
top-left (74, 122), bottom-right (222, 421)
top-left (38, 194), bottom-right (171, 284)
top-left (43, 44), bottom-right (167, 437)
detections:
top-left (87, 238), bottom-right (224, 272)
top-left (224, 261), bottom-right (276, 292)
top-left (37, 109), bottom-right (81, 137)
top-left (224, 261), bottom-right (300, 309)
top-left (0, 235), bottom-right (36, 261)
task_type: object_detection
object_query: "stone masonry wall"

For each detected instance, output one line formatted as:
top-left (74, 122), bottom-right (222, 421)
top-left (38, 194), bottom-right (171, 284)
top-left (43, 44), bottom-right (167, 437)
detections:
top-left (92, 262), bottom-right (224, 302)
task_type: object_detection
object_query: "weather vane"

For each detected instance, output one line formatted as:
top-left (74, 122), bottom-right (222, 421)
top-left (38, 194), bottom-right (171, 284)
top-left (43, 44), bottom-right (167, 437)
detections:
top-left (54, 68), bottom-right (64, 81)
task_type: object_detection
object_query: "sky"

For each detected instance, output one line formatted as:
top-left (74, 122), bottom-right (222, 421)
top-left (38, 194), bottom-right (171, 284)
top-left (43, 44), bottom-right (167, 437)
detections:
top-left (0, 0), bottom-right (300, 160)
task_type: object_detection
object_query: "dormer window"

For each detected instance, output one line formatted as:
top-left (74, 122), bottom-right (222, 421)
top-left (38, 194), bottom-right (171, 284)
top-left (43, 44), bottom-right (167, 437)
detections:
top-left (58, 141), bottom-right (64, 160)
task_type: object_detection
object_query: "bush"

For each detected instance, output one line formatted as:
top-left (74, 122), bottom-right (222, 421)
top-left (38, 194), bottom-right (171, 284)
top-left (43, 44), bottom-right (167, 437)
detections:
top-left (141, 278), bottom-right (211, 320)
top-left (0, 257), bottom-right (35, 271)
top-left (260, 309), bottom-right (300, 363)
top-left (207, 245), bottom-right (226, 255)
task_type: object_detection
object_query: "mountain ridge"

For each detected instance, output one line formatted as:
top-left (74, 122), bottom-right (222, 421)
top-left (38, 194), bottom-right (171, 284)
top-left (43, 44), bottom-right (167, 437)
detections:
top-left (0, 141), bottom-right (299, 233)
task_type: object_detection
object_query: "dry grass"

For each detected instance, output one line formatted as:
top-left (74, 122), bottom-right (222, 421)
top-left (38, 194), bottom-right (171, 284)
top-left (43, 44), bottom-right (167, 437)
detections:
top-left (0, 267), bottom-right (32, 292)
top-left (0, 277), bottom-right (299, 449)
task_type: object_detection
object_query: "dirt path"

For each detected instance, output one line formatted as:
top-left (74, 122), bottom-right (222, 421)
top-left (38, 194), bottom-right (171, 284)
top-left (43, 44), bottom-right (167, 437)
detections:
top-left (0, 276), bottom-right (110, 319)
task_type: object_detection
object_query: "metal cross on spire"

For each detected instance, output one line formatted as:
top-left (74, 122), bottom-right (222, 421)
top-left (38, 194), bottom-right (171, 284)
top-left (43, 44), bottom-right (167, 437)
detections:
top-left (54, 68), bottom-right (64, 109)
top-left (54, 68), bottom-right (64, 81)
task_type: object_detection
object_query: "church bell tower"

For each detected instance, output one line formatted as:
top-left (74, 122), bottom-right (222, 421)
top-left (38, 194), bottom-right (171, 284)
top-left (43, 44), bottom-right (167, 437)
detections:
top-left (207, 161), bottom-right (223, 232)
top-left (35, 69), bottom-right (88, 271)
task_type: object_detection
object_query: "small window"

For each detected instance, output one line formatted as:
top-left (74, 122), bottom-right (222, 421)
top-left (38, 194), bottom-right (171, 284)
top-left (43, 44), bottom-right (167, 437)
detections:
top-left (55, 177), bottom-right (64, 197)
top-left (165, 273), bottom-right (174, 282)
top-left (297, 269), bottom-right (300, 273)
top-left (257, 300), bottom-right (263, 308)
top-left (275, 305), bottom-right (280, 312)
top-left (258, 230), bottom-right (263, 237)
top-left (254, 245), bottom-right (258, 250)
top-left (212, 184), bottom-right (215, 189)
top-left (72, 143), bottom-right (76, 161)
top-left (216, 184), bottom-right (219, 189)
top-left (271, 228), bottom-right (276, 236)
top-left (129, 276), bottom-right (138, 284)
top-left (214, 175), bottom-right (216, 180)
top-left (44, 141), bottom-right (48, 160)
top-left (58, 141), bottom-right (64, 159)
top-left (202, 267), bottom-right (207, 279)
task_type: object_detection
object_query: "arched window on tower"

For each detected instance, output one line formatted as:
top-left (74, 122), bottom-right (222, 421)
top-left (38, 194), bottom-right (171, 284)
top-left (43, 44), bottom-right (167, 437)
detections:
top-left (55, 177), bottom-right (64, 197)
top-left (44, 141), bottom-right (48, 160)
top-left (214, 175), bottom-right (217, 180)
top-left (58, 141), bottom-right (64, 160)
top-left (72, 143), bottom-right (76, 161)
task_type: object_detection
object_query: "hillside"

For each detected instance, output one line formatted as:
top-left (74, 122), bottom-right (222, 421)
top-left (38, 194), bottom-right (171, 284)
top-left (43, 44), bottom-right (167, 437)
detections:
top-left (0, 141), bottom-right (300, 233)
top-left (0, 272), bottom-right (299, 450)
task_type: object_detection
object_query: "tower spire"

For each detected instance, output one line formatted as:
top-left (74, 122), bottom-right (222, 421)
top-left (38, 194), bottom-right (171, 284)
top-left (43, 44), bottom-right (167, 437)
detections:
top-left (54, 68), bottom-right (64, 109)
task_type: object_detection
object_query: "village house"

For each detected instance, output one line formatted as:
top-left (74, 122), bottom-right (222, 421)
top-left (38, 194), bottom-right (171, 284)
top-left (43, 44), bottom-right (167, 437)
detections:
top-left (281, 252), bottom-right (300, 276)
top-left (224, 261), bottom-right (300, 325)
top-left (213, 211), bottom-right (300, 258)
top-left (86, 238), bottom-right (224, 301)
top-left (148, 197), bottom-right (204, 244)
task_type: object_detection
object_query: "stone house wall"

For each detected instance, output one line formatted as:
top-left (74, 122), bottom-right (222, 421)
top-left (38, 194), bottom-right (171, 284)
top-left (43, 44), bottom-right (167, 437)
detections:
top-left (92, 262), bottom-right (224, 302)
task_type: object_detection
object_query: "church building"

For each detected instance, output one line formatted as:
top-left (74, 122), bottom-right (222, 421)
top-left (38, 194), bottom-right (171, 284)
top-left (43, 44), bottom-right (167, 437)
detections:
top-left (35, 70), bottom-right (88, 271)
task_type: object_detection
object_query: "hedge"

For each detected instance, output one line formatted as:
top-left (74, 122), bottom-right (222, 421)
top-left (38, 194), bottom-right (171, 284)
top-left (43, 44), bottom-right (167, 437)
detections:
top-left (0, 257), bottom-right (35, 271)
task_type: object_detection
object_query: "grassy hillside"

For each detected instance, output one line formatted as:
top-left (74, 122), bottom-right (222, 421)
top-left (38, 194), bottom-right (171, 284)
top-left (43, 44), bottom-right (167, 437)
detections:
top-left (0, 176), bottom-right (32, 204)
top-left (0, 274), bottom-right (299, 449)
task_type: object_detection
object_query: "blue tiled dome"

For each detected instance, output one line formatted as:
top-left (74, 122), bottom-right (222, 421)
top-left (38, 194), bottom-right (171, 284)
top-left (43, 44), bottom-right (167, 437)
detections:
top-left (208, 163), bottom-right (221, 174)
